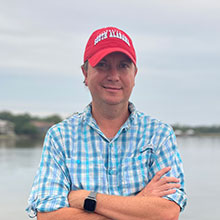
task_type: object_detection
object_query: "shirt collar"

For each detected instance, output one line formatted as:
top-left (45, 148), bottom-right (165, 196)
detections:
top-left (121, 102), bottom-right (138, 130)
top-left (81, 103), bottom-right (98, 128)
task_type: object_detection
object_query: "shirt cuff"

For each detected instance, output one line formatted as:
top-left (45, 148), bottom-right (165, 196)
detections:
top-left (26, 195), bottom-right (69, 218)
top-left (163, 189), bottom-right (187, 211)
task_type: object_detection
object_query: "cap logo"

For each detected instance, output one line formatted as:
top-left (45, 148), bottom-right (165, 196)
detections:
top-left (94, 29), bottom-right (130, 47)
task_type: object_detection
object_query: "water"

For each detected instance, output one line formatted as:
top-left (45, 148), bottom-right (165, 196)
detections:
top-left (0, 136), bottom-right (219, 220)
top-left (177, 136), bottom-right (220, 220)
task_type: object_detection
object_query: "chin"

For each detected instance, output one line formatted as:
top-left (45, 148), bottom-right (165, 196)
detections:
top-left (103, 98), bottom-right (126, 106)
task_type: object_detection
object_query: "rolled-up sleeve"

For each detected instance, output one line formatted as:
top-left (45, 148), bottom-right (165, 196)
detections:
top-left (26, 127), bottom-right (71, 217)
top-left (148, 129), bottom-right (187, 211)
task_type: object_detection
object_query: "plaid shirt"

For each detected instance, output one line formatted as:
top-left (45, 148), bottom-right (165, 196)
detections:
top-left (26, 102), bottom-right (187, 217)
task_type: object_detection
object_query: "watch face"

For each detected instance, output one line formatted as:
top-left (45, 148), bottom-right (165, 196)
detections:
top-left (84, 198), bottom-right (96, 212)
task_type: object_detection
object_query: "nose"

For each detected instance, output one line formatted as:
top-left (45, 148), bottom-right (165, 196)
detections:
top-left (107, 67), bottom-right (120, 81)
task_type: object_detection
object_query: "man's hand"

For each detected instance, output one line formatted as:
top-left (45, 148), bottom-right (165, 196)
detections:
top-left (137, 167), bottom-right (181, 197)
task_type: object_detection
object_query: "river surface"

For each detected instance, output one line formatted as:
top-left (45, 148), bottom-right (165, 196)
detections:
top-left (0, 136), bottom-right (219, 220)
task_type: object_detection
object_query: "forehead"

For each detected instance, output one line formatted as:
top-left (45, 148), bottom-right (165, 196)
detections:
top-left (100, 52), bottom-right (132, 62)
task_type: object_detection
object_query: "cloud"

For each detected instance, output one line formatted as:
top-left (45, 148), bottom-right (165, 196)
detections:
top-left (0, 0), bottom-right (219, 125)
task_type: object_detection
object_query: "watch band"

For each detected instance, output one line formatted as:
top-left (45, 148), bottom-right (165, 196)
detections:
top-left (87, 191), bottom-right (97, 199)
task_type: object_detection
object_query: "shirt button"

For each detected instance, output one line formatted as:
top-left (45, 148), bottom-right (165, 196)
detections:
top-left (108, 169), bottom-right (113, 175)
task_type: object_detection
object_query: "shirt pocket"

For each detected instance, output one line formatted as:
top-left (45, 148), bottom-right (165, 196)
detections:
top-left (120, 146), bottom-right (153, 196)
top-left (65, 157), bottom-right (104, 191)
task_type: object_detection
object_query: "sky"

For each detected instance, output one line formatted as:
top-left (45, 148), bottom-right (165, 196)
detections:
top-left (0, 0), bottom-right (220, 126)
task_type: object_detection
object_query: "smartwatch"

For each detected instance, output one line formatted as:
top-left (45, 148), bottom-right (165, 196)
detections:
top-left (83, 191), bottom-right (97, 212)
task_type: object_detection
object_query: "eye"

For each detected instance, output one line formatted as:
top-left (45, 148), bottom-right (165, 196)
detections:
top-left (119, 62), bottom-right (130, 69)
top-left (96, 61), bottom-right (108, 68)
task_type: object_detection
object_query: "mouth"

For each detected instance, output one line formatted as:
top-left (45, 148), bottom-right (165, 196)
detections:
top-left (103, 86), bottom-right (122, 91)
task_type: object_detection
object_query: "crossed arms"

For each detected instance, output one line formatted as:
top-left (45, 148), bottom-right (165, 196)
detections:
top-left (37, 167), bottom-right (181, 220)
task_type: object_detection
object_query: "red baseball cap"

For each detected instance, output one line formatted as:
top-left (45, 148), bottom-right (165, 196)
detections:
top-left (83, 27), bottom-right (136, 67)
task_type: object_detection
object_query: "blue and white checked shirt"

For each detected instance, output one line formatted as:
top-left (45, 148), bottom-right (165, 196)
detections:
top-left (26, 102), bottom-right (187, 217)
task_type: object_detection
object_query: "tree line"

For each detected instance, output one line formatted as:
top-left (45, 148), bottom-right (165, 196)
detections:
top-left (0, 111), bottom-right (62, 138)
top-left (173, 124), bottom-right (220, 135)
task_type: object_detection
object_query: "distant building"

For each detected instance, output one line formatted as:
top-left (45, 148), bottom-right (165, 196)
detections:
top-left (174, 129), bottom-right (183, 136)
top-left (31, 121), bottom-right (54, 134)
top-left (174, 128), bottom-right (195, 136)
top-left (0, 120), bottom-right (15, 135)
top-left (185, 129), bottom-right (195, 136)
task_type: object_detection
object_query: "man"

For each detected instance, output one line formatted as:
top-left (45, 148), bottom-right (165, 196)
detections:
top-left (27, 27), bottom-right (187, 220)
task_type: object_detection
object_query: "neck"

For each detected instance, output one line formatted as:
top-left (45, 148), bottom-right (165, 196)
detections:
top-left (91, 102), bottom-right (130, 138)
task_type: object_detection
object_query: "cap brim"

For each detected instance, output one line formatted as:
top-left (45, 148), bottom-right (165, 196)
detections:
top-left (88, 47), bottom-right (136, 67)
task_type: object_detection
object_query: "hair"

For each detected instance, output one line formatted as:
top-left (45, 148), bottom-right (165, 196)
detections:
top-left (82, 60), bottom-right (88, 71)
top-left (81, 60), bottom-right (88, 85)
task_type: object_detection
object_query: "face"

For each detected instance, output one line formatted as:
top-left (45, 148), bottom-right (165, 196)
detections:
top-left (82, 52), bottom-right (137, 107)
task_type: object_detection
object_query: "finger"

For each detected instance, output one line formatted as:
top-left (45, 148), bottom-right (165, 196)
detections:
top-left (160, 183), bottom-right (181, 191)
top-left (153, 167), bottom-right (171, 181)
top-left (159, 176), bottom-right (180, 185)
top-left (159, 189), bottom-right (177, 197)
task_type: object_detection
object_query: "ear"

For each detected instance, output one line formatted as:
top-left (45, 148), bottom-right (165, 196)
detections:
top-left (134, 66), bottom-right (138, 77)
top-left (81, 65), bottom-right (88, 86)
top-left (133, 66), bottom-right (138, 87)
